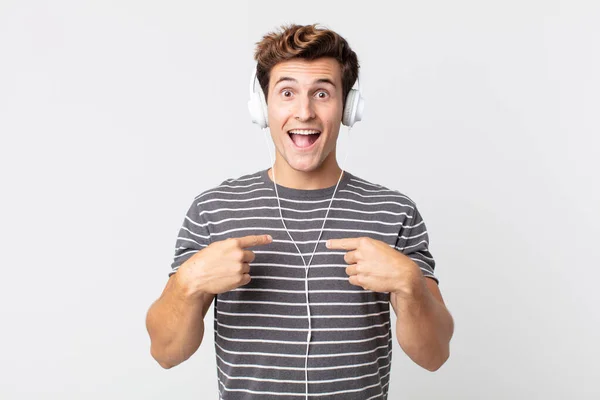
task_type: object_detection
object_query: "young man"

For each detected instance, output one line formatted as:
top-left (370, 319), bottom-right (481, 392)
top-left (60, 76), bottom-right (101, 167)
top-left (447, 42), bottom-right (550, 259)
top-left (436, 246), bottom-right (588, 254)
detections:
top-left (146, 24), bottom-right (454, 399)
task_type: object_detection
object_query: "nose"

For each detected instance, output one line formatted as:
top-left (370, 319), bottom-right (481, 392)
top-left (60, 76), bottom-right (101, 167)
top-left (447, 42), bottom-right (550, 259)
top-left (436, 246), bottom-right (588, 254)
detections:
top-left (294, 95), bottom-right (316, 121)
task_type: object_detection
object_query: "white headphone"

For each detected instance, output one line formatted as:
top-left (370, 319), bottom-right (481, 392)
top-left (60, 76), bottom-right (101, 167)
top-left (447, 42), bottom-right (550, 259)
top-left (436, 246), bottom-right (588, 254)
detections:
top-left (248, 64), bottom-right (365, 128)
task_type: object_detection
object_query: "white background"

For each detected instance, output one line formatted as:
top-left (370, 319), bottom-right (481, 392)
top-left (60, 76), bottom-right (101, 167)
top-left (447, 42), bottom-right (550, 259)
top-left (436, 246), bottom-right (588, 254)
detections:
top-left (1, 0), bottom-right (598, 399)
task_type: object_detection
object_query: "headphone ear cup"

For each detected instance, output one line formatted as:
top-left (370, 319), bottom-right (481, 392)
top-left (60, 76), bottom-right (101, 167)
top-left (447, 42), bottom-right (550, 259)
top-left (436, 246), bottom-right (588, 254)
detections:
top-left (257, 86), bottom-right (269, 128)
top-left (342, 89), bottom-right (364, 127)
top-left (248, 68), bottom-right (269, 129)
top-left (248, 93), bottom-right (266, 129)
top-left (248, 90), bottom-right (269, 129)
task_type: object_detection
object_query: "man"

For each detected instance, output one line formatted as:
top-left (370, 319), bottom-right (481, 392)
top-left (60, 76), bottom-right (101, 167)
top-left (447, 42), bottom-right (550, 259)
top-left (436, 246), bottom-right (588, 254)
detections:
top-left (146, 23), bottom-right (454, 399)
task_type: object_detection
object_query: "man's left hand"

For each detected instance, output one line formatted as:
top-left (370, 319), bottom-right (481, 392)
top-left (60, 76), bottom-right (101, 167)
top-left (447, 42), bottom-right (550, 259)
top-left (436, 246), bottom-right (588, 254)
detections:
top-left (326, 237), bottom-right (422, 298)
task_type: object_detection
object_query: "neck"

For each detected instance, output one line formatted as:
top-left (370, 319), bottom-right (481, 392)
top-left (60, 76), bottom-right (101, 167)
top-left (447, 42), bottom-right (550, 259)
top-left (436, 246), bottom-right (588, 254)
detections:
top-left (268, 154), bottom-right (343, 190)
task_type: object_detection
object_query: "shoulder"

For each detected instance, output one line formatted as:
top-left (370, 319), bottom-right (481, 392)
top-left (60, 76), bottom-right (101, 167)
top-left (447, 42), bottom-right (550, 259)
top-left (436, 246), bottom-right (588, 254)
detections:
top-left (190, 169), bottom-right (269, 205)
top-left (215, 169), bottom-right (266, 191)
top-left (343, 171), bottom-right (418, 209)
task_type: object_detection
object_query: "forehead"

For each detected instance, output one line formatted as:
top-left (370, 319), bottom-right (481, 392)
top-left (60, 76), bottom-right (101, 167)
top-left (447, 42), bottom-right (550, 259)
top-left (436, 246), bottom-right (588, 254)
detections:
top-left (269, 57), bottom-right (342, 86)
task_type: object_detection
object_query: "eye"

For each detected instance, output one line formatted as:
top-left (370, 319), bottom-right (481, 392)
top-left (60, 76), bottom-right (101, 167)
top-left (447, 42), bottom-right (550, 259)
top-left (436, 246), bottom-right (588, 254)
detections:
top-left (281, 90), bottom-right (293, 98)
top-left (316, 91), bottom-right (329, 99)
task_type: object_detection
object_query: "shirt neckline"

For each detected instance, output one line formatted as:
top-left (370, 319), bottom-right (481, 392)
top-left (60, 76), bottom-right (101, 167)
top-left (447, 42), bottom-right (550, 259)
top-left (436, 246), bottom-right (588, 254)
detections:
top-left (259, 167), bottom-right (353, 200)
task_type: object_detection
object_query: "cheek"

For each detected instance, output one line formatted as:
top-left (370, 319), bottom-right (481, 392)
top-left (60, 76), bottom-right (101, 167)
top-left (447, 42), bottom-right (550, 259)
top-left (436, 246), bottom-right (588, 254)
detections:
top-left (324, 104), bottom-right (343, 124)
top-left (268, 104), bottom-right (292, 123)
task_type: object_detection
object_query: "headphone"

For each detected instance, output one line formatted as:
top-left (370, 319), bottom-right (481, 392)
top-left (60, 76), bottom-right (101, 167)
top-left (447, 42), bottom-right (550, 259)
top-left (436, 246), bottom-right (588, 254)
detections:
top-left (248, 64), bottom-right (365, 128)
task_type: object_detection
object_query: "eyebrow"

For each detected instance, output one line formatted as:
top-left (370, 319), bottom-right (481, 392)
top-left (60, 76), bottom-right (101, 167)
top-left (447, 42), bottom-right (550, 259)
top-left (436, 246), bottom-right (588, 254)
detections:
top-left (274, 76), bottom-right (337, 88)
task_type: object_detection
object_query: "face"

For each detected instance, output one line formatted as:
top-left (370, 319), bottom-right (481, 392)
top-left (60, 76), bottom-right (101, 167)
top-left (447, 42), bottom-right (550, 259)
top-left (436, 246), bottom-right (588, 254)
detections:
top-left (266, 57), bottom-right (344, 174)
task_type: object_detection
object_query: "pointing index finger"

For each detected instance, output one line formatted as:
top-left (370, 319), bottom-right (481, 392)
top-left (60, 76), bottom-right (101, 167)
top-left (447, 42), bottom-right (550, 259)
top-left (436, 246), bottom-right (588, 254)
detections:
top-left (237, 234), bottom-right (273, 249)
top-left (326, 238), bottom-right (360, 250)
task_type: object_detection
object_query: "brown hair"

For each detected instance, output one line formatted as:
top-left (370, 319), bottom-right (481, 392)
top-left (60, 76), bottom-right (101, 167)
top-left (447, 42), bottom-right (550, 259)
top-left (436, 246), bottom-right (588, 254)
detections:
top-left (253, 23), bottom-right (359, 105)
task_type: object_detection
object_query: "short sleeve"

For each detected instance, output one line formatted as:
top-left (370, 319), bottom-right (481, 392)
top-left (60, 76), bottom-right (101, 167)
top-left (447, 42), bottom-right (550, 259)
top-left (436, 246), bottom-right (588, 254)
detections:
top-left (395, 205), bottom-right (439, 284)
top-left (168, 197), bottom-right (212, 278)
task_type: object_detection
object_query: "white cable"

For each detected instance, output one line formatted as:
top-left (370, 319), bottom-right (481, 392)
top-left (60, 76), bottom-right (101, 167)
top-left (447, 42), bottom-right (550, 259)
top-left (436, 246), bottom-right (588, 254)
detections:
top-left (261, 127), bottom-right (353, 399)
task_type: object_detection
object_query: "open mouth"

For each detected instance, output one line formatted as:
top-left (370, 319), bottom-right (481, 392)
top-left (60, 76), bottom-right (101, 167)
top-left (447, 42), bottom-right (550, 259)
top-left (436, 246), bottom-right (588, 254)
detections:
top-left (287, 129), bottom-right (322, 149)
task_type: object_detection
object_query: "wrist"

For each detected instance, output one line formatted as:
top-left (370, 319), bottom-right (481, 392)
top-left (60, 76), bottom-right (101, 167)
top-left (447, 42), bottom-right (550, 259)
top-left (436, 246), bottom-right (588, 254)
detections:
top-left (174, 263), bottom-right (208, 301)
top-left (393, 262), bottom-right (426, 300)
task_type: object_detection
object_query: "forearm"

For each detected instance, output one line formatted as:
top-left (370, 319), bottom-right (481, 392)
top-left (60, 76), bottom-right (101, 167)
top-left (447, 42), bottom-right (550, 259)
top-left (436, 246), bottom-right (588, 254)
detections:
top-left (146, 274), bottom-right (213, 369)
top-left (393, 277), bottom-right (454, 371)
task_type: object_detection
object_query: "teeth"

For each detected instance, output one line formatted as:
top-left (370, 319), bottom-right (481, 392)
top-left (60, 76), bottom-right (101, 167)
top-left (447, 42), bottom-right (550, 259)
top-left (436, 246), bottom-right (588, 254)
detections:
top-left (288, 130), bottom-right (321, 135)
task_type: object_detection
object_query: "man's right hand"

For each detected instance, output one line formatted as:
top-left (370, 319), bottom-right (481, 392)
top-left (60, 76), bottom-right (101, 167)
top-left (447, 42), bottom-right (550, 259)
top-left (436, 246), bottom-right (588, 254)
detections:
top-left (175, 234), bottom-right (273, 299)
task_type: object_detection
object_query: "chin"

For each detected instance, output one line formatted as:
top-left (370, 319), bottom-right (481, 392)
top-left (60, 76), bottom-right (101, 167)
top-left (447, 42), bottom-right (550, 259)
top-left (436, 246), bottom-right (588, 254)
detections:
top-left (289, 163), bottom-right (318, 173)
top-left (282, 157), bottom-right (322, 173)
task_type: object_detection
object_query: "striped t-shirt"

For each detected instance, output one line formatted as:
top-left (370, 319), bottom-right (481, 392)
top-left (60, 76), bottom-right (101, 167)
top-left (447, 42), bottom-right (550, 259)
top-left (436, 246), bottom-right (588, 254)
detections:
top-left (169, 167), bottom-right (438, 399)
